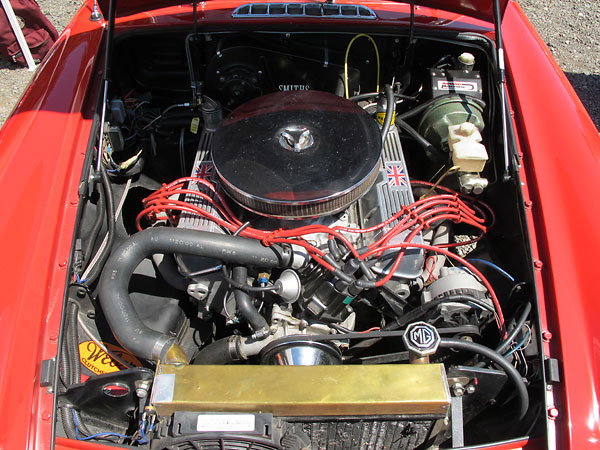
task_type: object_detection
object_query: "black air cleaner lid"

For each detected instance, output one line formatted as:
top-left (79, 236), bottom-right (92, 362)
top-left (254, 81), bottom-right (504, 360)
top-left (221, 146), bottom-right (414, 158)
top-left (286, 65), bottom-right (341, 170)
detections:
top-left (212, 90), bottom-right (382, 218)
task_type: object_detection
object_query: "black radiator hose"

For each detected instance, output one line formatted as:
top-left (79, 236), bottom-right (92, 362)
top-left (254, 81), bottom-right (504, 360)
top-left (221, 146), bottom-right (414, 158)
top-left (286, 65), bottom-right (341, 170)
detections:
top-left (232, 266), bottom-right (269, 336)
top-left (195, 336), bottom-right (243, 365)
top-left (98, 227), bottom-right (292, 363)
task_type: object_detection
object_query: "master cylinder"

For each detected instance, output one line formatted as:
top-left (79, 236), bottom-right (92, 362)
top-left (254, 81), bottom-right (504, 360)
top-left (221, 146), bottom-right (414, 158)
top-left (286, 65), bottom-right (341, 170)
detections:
top-left (417, 52), bottom-right (485, 161)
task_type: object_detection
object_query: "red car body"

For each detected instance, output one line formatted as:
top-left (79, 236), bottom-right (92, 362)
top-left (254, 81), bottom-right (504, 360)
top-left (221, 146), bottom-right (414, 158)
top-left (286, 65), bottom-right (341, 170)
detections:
top-left (0, 0), bottom-right (599, 449)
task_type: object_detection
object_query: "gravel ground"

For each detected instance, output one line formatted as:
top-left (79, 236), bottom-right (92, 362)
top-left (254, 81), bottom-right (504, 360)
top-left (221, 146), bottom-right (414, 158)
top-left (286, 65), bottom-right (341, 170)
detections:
top-left (1, 0), bottom-right (599, 129)
top-left (518, 0), bottom-right (600, 131)
top-left (0, 0), bottom-right (82, 125)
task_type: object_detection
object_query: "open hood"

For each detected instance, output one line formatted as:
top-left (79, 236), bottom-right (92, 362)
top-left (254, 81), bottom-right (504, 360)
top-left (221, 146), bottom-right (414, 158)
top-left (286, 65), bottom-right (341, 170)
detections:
top-left (96, 0), bottom-right (508, 24)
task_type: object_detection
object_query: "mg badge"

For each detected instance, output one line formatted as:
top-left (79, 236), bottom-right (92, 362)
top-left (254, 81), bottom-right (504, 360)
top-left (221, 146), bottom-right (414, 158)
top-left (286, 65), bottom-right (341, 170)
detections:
top-left (403, 322), bottom-right (440, 357)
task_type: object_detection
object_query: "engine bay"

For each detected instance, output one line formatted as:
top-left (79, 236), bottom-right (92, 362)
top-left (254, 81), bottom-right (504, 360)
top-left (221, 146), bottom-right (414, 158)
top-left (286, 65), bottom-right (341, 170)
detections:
top-left (57, 24), bottom-right (545, 449)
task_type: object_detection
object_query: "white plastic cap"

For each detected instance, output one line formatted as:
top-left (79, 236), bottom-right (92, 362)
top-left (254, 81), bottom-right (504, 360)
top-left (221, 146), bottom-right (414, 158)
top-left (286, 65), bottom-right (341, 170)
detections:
top-left (448, 122), bottom-right (482, 145)
top-left (458, 52), bottom-right (475, 66)
top-left (458, 122), bottom-right (477, 136)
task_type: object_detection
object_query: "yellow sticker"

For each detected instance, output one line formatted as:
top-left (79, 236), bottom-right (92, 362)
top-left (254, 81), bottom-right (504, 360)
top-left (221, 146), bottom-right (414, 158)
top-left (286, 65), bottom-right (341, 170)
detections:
top-left (190, 117), bottom-right (200, 135)
top-left (376, 112), bottom-right (395, 125)
top-left (79, 341), bottom-right (141, 375)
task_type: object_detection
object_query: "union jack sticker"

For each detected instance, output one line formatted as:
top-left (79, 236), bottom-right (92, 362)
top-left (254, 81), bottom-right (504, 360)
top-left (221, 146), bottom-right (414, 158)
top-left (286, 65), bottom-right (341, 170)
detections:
top-left (386, 163), bottom-right (408, 187)
top-left (192, 162), bottom-right (213, 184)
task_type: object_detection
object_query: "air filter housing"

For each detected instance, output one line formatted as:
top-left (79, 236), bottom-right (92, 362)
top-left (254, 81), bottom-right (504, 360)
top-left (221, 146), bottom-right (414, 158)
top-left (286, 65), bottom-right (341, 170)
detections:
top-left (211, 91), bottom-right (381, 218)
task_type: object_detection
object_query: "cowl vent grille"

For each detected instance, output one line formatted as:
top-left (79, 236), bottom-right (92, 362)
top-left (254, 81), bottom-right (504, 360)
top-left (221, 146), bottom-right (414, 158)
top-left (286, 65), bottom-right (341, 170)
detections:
top-left (233, 3), bottom-right (376, 19)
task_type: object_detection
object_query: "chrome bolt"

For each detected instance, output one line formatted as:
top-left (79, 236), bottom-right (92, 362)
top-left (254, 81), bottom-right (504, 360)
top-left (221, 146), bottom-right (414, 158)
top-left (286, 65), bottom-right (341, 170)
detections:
top-left (135, 381), bottom-right (151, 398)
top-left (452, 383), bottom-right (465, 397)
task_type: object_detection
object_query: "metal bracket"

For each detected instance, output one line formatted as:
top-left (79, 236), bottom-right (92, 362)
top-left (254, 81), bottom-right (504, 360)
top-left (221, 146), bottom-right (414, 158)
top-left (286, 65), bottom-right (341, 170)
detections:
top-left (58, 368), bottom-right (153, 425)
top-left (448, 366), bottom-right (507, 424)
top-left (451, 396), bottom-right (464, 448)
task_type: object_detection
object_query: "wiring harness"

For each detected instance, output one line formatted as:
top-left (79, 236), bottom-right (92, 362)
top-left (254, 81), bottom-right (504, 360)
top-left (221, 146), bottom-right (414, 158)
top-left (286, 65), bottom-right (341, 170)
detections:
top-left (136, 176), bottom-right (506, 334)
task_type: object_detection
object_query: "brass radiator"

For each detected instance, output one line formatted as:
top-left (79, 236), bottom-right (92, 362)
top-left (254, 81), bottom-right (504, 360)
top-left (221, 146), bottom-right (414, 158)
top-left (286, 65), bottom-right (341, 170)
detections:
top-left (151, 363), bottom-right (450, 417)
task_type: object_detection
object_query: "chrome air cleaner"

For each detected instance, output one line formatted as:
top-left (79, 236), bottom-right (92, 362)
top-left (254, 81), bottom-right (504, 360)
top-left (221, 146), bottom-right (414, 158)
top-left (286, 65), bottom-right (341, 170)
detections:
top-left (211, 90), bottom-right (381, 218)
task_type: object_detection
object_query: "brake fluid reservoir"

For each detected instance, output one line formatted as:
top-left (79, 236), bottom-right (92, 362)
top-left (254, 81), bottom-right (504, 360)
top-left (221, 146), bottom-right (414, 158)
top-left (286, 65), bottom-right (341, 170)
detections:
top-left (417, 95), bottom-right (484, 159)
top-left (448, 122), bottom-right (488, 173)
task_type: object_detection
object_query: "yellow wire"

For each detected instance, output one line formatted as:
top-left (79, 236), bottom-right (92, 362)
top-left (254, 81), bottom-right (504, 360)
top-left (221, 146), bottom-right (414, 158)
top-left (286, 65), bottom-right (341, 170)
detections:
top-left (419, 165), bottom-right (461, 200)
top-left (344, 34), bottom-right (380, 99)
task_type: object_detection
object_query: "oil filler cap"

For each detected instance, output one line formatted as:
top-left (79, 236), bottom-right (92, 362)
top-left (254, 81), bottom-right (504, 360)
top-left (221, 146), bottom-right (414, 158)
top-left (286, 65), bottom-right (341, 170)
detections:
top-left (403, 322), bottom-right (440, 357)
